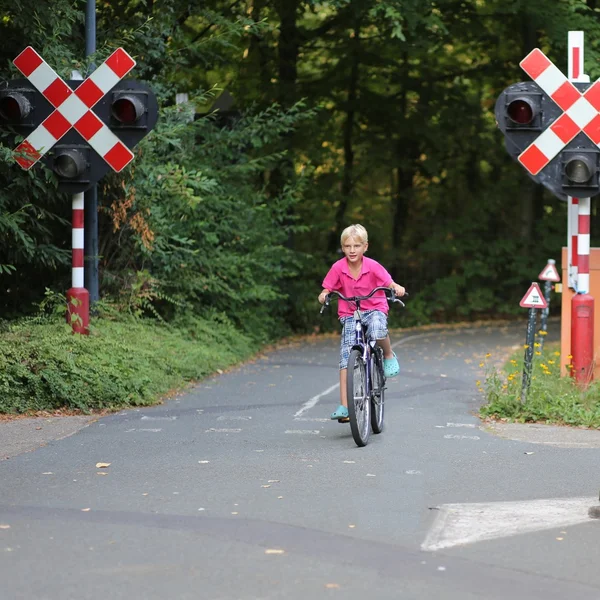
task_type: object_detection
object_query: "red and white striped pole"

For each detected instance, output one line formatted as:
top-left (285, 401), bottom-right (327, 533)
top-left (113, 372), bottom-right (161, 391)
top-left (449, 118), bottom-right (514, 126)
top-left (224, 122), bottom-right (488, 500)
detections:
top-left (66, 192), bottom-right (90, 334)
top-left (567, 31), bottom-right (588, 290)
top-left (568, 31), bottom-right (594, 385)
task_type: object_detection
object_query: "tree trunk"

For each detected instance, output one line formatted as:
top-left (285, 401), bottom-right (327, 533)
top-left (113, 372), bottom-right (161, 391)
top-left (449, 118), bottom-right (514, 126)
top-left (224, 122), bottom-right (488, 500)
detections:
top-left (328, 21), bottom-right (361, 254)
top-left (276, 0), bottom-right (299, 107)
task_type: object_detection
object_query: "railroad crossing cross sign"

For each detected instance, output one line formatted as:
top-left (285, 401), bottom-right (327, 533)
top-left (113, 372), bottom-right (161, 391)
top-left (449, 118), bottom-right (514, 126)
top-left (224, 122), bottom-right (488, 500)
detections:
top-left (517, 48), bottom-right (600, 176)
top-left (12, 46), bottom-right (137, 172)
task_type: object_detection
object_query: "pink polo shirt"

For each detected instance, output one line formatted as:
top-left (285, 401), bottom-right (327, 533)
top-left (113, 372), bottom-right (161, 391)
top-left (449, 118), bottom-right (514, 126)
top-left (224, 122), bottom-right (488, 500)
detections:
top-left (322, 256), bottom-right (393, 317)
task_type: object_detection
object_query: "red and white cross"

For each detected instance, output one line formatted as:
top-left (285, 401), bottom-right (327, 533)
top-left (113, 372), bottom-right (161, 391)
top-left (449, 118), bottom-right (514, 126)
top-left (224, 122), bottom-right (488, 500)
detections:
top-left (12, 46), bottom-right (136, 172)
top-left (517, 48), bottom-right (600, 176)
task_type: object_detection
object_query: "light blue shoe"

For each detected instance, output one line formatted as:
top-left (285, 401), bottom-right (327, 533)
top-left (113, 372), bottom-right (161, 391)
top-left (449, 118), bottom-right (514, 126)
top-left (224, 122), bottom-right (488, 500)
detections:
top-left (384, 352), bottom-right (400, 378)
top-left (331, 405), bottom-right (349, 420)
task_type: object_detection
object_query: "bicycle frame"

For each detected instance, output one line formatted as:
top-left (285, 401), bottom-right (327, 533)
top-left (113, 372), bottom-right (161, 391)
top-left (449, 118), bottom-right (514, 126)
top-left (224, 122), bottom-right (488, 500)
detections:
top-left (351, 303), bottom-right (376, 398)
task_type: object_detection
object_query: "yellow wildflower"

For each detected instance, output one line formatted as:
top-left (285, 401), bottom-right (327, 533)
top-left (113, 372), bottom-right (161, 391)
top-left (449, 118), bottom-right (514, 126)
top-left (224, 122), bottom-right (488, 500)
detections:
top-left (534, 342), bottom-right (541, 348)
top-left (485, 353), bottom-right (491, 358)
top-left (479, 362), bottom-right (484, 367)
top-left (524, 344), bottom-right (529, 349)
top-left (535, 351), bottom-right (541, 356)
top-left (548, 360), bottom-right (555, 365)
top-left (538, 330), bottom-right (548, 336)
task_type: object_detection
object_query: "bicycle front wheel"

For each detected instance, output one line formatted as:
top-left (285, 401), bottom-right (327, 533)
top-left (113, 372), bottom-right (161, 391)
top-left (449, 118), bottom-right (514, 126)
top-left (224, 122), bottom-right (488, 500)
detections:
top-left (370, 349), bottom-right (385, 434)
top-left (347, 349), bottom-right (371, 447)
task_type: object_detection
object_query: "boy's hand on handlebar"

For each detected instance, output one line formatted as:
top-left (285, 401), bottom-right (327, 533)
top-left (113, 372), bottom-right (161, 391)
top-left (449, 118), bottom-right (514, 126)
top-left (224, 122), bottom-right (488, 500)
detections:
top-left (390, 283), bottom-right (406, 297)
top-left (318, 291), bottom-right (329, 305)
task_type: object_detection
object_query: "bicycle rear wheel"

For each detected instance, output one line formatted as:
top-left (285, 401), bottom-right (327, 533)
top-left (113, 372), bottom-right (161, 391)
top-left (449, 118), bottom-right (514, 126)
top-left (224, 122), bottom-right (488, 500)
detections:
top-left (370, 348), bottom-right (385, 434)
top-left (347, 349), bottom-right (370, 447)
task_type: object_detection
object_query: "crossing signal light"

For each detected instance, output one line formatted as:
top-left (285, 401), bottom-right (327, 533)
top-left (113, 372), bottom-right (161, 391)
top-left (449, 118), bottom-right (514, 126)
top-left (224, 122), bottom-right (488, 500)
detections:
top-left (53, 148), bottom-right (88, 179)
top-left (0, 79), bottom-right (47, 134)
top-left (562, 149), bottom-right (600, 196)
top-left (44, 144), bottom-right (93, 193)
top-left (0, 91), bottom-right (31, 122)
top-left (506, 95), bottom-right (539, 128)
top-left (92, 79), bottom-right (158, 153)
top-left (111, 94), bottom-right (145, 125)
top-left (494, 82), bottom-right (556, 166)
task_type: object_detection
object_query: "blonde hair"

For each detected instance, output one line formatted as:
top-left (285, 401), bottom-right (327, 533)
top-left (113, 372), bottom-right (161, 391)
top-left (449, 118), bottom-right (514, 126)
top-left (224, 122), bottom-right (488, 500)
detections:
top-left (340, 224), bottom-right (368, 245)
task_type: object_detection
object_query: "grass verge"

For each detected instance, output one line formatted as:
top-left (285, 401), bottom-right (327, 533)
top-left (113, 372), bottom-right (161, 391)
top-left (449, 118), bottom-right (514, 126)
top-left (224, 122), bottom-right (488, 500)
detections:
top-left (0, 313), bottom-right (256, 414)
top-left (480, 341), bottom-right (600, 428)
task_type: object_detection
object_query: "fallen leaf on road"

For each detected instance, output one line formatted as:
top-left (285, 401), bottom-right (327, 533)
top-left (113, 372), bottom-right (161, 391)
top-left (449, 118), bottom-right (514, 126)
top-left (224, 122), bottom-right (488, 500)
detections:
top-left (0, 525), bottom-right (10, 529)
top-left (268, 480), bottom-right (279, 483)
top-left (325, 583), bottom-right (340, 589)
top-left (95, 463), bottom-right (111, 468)
top-left (348, 524), bottom-right (356, 529)
top-left (35, 427), bottom-right (42, 430)
top-left (265, 549), bottom-right (285, 555)
top-left (556, 537), bottom-right (564, 541)
top-left (81, 508), bottom-right (91, 512)
top-left (278, 496), bottom-right (283, 499)
top-left (366, 473), bottom-right (376, 477)
top-left (198, 460), bottom-right (210, 464)
top-left (42, 472), bottom-right (53, 475)
top-left (96, 472), bottom-right (108, 476)
top-left (261, 485), bottom-right (271, 488)
top-left (343, 460), bottom-right (355, 464)
top-left (524, 452), bottom-right (534, 455)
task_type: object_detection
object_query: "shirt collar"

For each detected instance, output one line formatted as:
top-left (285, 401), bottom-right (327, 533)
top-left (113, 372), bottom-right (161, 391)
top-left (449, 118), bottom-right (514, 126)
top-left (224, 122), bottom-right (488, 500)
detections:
top-left (341, 256), bottom-right (371, 275)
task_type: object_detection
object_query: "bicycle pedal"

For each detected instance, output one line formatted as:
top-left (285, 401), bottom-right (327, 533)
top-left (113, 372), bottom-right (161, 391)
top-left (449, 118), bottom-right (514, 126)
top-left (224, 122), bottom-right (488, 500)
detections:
top-left (337, 417), bottom-right (350, 423)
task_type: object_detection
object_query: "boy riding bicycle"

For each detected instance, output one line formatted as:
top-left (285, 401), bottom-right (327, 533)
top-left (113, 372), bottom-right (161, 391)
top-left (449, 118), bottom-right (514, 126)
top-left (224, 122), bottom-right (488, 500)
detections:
top-left (318, 224), bottom-right (406, 420)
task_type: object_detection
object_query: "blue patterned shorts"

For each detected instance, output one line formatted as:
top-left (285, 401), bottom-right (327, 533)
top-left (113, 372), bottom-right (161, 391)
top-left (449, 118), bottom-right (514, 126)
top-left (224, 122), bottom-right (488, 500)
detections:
top-left (339, 310), bottom-right (388, 369)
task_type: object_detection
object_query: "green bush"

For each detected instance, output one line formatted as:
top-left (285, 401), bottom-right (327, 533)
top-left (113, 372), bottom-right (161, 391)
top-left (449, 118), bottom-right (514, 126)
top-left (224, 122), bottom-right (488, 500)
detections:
top-left (0, 312), bottom-right (255, 414)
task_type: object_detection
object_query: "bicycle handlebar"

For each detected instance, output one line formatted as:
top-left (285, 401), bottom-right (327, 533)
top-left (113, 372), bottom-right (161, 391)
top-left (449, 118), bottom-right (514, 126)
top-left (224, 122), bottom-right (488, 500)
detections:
top-left (319, 286), bottom-right (408, 314)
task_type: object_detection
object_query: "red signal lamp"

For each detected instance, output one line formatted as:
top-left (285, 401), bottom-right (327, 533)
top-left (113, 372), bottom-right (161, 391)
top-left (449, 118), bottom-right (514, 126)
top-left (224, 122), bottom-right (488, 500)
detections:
top-left (0, 92), bottom-right (31, 123)
top-left (507, 98), bottom-right (535, 125)
top-left (111, 94), bottom-right (145, 125)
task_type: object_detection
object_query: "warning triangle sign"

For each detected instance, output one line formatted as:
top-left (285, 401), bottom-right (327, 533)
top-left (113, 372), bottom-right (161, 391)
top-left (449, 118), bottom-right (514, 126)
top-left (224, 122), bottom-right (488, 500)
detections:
top-left (538, 262), bottom-right (560, 282)
top-left (520, 282), bottom-right (548, 309)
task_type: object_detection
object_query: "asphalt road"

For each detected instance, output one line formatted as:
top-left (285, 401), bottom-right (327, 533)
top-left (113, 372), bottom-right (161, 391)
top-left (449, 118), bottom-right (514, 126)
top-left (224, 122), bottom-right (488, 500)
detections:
top-left (2, 322), bottom-right (600, 600)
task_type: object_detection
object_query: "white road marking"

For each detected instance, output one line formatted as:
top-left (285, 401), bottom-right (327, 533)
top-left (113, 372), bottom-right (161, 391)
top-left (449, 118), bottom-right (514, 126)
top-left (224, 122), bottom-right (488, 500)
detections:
top-left (422, 496), bottom-right (596, 551)
top-left (294, 417), bottom-right (330, 422)
top-left (294, 384), bottom-right (339, 418)
top-left (205, 428), bottom-right (242, 433)
top-left (284, 430), bottom-right (321, 435)
top-left (216, 416), bottom-right (252, 421)
top-left (137, 428), bottom-right (163, 433)
top-left (141, 415), bottom-right (177, 421)
top-left (446, 423), bottom-right (477, 428)
top-left (294, 332), bottom-right (436, 418)
top-left (444, 434), bottom-right (480, 440)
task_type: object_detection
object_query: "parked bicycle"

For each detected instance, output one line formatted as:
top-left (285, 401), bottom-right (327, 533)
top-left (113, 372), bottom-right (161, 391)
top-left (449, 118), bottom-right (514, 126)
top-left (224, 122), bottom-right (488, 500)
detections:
top-left (320, 287), bottom-right (406, 447)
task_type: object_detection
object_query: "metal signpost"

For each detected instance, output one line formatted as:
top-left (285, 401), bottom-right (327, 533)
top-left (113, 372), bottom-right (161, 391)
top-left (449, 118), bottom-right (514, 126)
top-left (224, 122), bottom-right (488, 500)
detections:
top-left (519, 282), bottom-right (548, 401)
top-left (537, 259), bottom-right (561, 351)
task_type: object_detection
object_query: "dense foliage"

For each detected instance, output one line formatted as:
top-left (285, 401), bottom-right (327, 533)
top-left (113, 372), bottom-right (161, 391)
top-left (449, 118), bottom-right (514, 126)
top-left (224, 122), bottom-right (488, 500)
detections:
top-left (3, 0), bottom-right (600, 334)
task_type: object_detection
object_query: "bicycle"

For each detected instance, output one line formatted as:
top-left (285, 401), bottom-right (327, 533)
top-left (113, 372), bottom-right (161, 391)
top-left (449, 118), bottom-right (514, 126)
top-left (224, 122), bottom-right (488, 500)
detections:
top-left (320, 286), bottom-right (406, 447)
